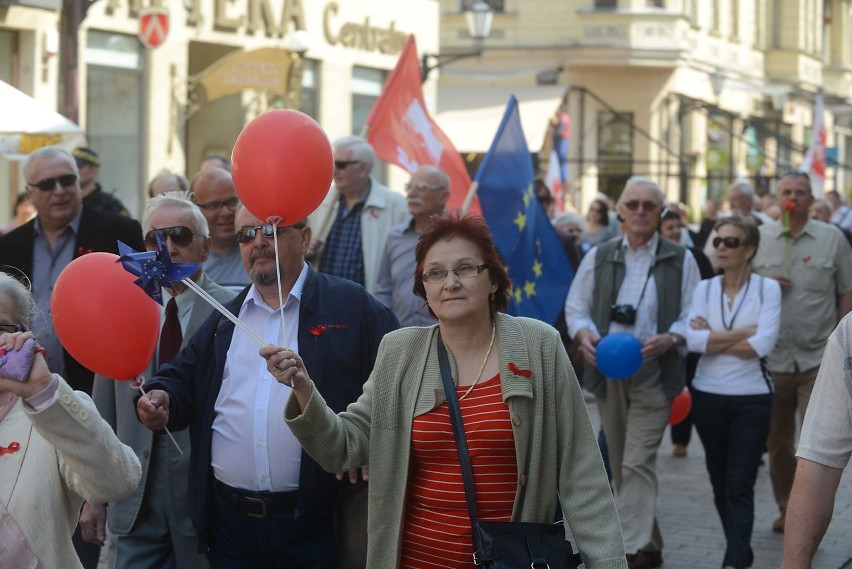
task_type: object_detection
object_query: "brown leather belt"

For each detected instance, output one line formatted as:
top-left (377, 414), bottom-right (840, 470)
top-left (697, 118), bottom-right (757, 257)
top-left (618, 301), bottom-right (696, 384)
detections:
top-left (215, 480), bottom-right (297, 518)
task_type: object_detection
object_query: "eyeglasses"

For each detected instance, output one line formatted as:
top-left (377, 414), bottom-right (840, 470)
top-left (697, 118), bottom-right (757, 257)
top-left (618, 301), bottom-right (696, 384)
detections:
top-left (236, 224), bottom-right (288, 244)
top-left (0, 323), bottom-right (23, 334)
top-left (27, 174), bottom-right (78, 192)
top-left (194, 196), bottom-right (240, 212)
top-left (144, 226), bottom-right (204, 249)
top-left (421, 263), bottom-right (488, 284)
top-left (622, 200), bottom-right (661, 212)
top-left (712, 236), bottom-right (743, 249)
top-left (405, 182), bottom-right (446, 193)
top-left (334, 160), bottom-right (362, 170)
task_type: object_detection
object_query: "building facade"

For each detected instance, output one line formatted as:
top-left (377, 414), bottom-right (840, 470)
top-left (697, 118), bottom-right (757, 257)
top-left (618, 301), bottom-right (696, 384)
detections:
top-left (436, 0), bottom-right (852, 217)
top-left (0, 0), bottom-right (438, 219)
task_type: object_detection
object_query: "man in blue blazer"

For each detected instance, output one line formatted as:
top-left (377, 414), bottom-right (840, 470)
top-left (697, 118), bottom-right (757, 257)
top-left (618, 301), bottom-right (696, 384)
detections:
top-left (137, 205), bottom-right (399, 568)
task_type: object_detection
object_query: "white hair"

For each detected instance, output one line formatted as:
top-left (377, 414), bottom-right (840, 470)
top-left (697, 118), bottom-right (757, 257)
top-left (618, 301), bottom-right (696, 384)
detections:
top-left (617, 176), bottom-right (665, 206)
top-left (142, 191), bottom-right (209, 236)
top-left (332, 136), bottom-right (376, 167)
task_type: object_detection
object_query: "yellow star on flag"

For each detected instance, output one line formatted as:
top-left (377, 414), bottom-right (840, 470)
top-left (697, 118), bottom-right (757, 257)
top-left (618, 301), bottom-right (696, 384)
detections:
top-left (532, 259), bottom-right (543, 278)
top-left (513, 211), bottom-right (527, 232)
top-left (514, 287), bottom-right (523, 303)
top-left (524, 280), bottom-right (536, 298)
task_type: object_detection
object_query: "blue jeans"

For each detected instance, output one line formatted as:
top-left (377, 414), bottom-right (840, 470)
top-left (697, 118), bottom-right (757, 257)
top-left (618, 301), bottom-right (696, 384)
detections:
top-left (208, 488), bottom-right (339, 569)
top-left (692, 389), bottom-right (772, 569)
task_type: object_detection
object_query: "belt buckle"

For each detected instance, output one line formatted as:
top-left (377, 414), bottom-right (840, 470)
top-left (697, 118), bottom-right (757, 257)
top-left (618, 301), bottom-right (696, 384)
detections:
top-left (242, 495), bottom-right (268, 518)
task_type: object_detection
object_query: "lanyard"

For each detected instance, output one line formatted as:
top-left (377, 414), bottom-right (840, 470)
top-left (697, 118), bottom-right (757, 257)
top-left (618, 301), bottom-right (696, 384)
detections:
top-left (720, 274), bottom-right (751, 330)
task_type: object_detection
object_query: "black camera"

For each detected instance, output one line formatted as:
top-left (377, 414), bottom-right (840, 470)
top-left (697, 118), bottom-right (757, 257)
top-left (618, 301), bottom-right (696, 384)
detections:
top-left (610, 304), bottom-right (637, 325)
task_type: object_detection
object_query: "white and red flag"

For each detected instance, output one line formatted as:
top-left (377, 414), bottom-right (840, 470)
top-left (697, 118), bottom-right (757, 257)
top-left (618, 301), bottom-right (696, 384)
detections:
top-left (802, 93), bottom-right (827, 197)
top-left (544, 149), bottom-right (564, 214)
top-left (364, 35), bottom-right (478, 213)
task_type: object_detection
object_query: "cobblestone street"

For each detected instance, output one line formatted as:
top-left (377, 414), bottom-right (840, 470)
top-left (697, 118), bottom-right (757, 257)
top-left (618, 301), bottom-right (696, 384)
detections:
top-left (584, 399), bottom-right (852, 569)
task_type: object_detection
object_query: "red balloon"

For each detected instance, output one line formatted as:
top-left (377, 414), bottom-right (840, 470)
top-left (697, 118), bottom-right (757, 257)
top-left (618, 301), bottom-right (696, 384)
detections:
top-left (52, 252), bottom-right (160, 381)
top-left (231, 109), bottom-right (333, 225)
top-left (669, 387), bottom-right (692, 426)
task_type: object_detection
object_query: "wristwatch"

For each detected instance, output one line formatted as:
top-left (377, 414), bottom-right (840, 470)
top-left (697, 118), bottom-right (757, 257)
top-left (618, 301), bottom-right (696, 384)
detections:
top-left (669, 333), bottom-right (684, 348)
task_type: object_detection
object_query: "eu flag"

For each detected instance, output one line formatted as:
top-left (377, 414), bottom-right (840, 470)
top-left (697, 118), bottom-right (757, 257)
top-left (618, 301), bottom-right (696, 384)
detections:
top-left (474, 96), bottom-right (574, 324)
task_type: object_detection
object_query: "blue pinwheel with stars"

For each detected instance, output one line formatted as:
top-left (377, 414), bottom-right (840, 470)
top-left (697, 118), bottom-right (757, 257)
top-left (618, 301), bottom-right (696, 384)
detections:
top-left (117, 233), bottom-right (200, 305)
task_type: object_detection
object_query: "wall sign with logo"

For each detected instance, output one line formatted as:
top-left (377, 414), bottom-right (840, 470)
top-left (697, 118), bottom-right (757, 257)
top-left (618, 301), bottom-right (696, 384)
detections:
top-left (138, 8), bottom-right (169, 49)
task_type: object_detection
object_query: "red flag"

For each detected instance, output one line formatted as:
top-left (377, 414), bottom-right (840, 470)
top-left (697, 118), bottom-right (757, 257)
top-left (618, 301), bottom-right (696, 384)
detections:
top-left (544, 149), bottom-right (564, 214)
top-left (802, 93), bottom-right (826, 197)
top-left (365, 35), bottom-right (479, 213)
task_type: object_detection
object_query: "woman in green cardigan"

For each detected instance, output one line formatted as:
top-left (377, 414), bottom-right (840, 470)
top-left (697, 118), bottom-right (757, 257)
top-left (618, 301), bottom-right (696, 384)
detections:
top-left (261, 211), bottom-right (627, 569)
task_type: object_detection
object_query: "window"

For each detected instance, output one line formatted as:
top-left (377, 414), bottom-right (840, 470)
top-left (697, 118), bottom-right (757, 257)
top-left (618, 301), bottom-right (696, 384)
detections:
top-left (597, 111), bottom-right (633, 198)
top-left (351, 66), bottom-right (386, 135)
top-left (647, 0), bottom-right (664, 7)
top-left (594, 0), bottom-right (617, 7)
top-left (85, 31), bottom-right (144, 217)
top-left (299, 59), bottom-right (319, 120)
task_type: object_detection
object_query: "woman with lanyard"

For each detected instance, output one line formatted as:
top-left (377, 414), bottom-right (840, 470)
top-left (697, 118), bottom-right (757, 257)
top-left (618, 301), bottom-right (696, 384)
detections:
top-left (685, 215), bottom-right (781, 569)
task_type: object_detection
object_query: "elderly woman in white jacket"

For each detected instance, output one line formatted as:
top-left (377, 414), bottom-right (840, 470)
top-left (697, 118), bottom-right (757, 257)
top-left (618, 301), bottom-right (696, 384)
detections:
top-left (0, 272), bottom-right (141, 568)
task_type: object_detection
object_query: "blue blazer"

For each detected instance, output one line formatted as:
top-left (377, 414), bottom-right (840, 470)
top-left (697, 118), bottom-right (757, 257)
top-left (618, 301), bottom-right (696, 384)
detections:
top-left (145, 267), bottom-right (399, 552)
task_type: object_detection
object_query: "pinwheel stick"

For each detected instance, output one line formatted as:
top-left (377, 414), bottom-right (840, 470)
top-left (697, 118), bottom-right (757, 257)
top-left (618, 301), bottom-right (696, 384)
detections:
top-left (181, 278), bottom-right (267, 347)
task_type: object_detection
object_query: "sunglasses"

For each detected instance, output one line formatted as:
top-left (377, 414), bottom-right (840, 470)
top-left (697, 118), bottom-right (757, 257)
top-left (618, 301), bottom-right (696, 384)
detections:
top-left (144, 226), bottom-right (203, 249)
top-left (334, 160), bottom-right (362, 170)
top-left (194, 196), bottom-right (240, 212)
top-left (236, 224), bottom-right (288, 243)
top-left (0, 323), bottom-right (23, 334)
top-left (27, 174), bottom-right (78, 192)
top-left (405, 182), bottom-right (446, 193)
top-left (712, 236), bottom-right (743, 249)
top-left (622, 200), bottom-right (661, 212)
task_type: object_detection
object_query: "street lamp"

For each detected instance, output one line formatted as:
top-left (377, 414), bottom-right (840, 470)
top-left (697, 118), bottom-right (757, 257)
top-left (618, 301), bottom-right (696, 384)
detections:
top-left (421, 0), bottom-right (493, 83)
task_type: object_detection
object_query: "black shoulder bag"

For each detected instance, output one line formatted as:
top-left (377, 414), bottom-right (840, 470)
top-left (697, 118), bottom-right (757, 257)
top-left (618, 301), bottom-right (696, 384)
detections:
top-left (436, 334), bottom-right (583, 568)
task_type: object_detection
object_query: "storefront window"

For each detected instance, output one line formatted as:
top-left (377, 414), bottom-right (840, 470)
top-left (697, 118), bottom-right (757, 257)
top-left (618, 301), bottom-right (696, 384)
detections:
top-left (351, 66), bottom-right (386, 135)
top-left (299, 59), bottom-right (319, 121)
top-left (85, 30), bottom-right (144, 218)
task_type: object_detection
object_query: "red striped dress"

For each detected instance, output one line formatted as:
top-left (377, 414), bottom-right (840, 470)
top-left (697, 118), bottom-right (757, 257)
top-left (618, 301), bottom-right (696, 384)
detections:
top-left (399, 373), bottom-right (518, 568)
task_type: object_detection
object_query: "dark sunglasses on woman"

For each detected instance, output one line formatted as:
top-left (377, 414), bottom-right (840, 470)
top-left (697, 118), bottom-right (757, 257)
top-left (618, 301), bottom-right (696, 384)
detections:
top-left (712, 236), bottom-right (742, 249)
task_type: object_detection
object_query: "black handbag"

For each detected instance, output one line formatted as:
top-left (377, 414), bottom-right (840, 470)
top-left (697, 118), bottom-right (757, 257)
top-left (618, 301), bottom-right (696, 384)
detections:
top-left (436, 334), bottom-right (583, 568)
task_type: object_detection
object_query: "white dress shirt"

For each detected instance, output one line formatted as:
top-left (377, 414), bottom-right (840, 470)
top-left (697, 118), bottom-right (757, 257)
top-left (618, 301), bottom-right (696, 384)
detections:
top-left (565, 233), bottom-right (699, 345)
top-left (211, 262), bottom-right (308, 492)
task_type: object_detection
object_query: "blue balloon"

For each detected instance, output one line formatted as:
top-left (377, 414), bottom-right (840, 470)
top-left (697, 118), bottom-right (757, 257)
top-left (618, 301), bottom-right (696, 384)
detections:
top-left (596, 333), bottom-right (643, 379)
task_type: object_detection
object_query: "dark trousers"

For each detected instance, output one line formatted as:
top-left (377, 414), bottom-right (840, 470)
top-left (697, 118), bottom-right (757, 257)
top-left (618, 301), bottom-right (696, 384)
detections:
top-left (208, 488), bottom-right (338, 569)
top-left (692, 389), bottom-right (772, 569)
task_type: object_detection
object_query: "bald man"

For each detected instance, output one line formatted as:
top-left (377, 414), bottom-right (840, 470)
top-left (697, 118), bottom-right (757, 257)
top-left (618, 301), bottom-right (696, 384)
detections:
top-left (190, 168), bottom-right (250, 288)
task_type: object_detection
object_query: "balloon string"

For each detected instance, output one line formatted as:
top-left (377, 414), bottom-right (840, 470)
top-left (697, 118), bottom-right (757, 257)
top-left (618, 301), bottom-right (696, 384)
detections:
top-left (181, 278), bottom-right (266, 347)
top-left (137, 379), bottom-right (184, 456)
top-left (272, 229), bottom-right (287, 347)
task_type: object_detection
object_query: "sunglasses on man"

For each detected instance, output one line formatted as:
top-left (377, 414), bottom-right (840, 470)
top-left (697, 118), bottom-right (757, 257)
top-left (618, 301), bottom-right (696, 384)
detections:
top-left (334, 160), bottom-right (362, 170)
top-left (622, 200), bottom-right (661, 212)
top-left (236, 224), bottom-right (289, 244)
top-left (144, 226), bottom-right (205, 249)
top-left (27, 174), bottom-right (78, 192)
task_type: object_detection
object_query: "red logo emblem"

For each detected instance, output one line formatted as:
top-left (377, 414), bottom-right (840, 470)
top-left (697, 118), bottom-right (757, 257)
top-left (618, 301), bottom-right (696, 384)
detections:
top-left (139, 8), bottom-right (169, 49)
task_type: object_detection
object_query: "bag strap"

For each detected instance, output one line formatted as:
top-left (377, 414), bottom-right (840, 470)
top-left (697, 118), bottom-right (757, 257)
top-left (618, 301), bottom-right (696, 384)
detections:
top-left (436, 331), bottom-right (480, 525)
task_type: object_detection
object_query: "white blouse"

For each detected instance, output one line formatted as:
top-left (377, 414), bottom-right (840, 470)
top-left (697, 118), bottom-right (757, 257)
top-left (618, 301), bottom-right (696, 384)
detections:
top-left (686, 273), bottom-right (782, 395)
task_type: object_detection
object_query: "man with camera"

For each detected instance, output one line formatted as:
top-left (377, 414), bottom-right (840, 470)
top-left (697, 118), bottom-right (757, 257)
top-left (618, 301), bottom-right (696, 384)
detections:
top-left (565, 177), bottom-right (699, 569)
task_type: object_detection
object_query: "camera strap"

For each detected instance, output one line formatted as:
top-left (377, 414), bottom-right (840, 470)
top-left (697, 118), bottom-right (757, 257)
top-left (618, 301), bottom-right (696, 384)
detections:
top-left (612, 240), bottom-right (659, 311)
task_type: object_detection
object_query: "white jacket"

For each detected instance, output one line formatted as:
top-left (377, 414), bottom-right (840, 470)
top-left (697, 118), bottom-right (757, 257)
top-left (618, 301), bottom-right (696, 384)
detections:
top-left (309, 179), bottom-right (407, 294)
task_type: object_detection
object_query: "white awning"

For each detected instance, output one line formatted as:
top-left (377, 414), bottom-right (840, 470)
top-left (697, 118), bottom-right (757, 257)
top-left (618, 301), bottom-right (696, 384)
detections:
top-left (0, 81), bottom-right (86, 160)
top-left (435, 85), bottom-right (566, 153)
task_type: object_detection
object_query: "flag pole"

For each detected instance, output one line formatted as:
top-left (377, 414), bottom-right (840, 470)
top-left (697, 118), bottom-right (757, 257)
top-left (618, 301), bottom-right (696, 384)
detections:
top-left (460, 181), bottom-right (479, 215)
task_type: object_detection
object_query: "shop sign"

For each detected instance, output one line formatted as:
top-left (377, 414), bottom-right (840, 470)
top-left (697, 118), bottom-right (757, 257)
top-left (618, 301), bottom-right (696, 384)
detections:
top-left (192, 47), bottom-right (294, 103)
top-left (139, 8), bottom-right (169, 49)
top-left (323, 2), bottom-right (405, 55)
